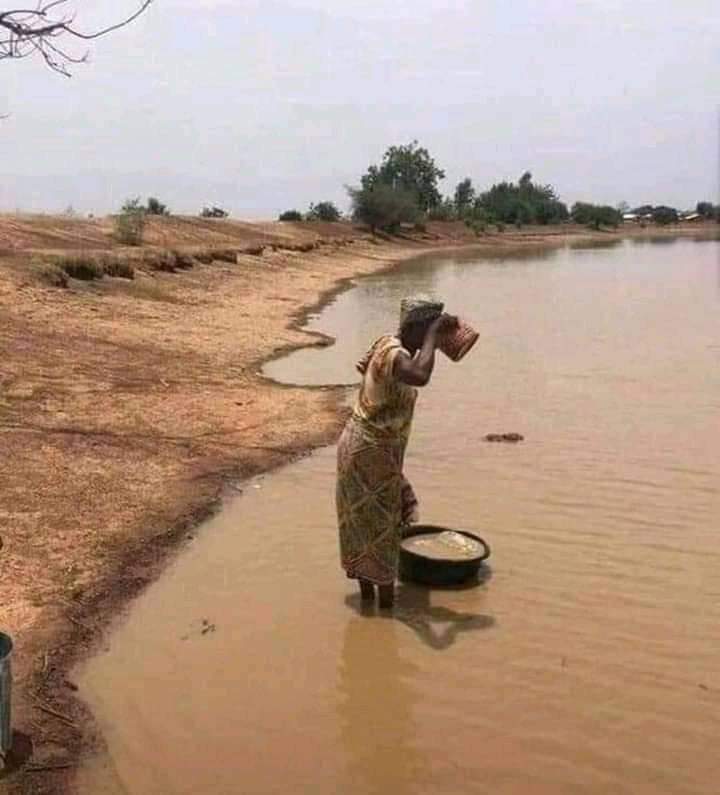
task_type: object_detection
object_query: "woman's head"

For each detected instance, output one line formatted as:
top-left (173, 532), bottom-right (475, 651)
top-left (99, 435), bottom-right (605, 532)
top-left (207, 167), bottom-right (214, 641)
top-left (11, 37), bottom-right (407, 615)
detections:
top-left (399, 296), bottom-right (444, 353)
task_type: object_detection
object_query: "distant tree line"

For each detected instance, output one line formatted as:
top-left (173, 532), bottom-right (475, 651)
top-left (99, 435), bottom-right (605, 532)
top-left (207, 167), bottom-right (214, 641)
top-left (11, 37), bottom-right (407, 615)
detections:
top-left (345, 143), bottom-right (573, 233)
top-left (279, 201), bottom-right (342, 223)
top-left (111, 143), bottom-right (719, 244)
top-left (695, 202), bottom-right (720, 221)
top-left (343, 141), bottom-right (718, 234)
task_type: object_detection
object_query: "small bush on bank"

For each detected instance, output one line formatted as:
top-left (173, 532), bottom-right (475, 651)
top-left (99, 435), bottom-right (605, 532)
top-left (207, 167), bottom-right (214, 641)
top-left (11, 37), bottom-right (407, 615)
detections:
top-left (58, 255), bottom-right (104, 280)
top-left (200, 206), bottom-right (230, 218)
top-left (146, 197), bottom-right (170, 216)
top-left (347, 183), bottom-right (421, 233)
top-left (427, 199), bottom-right (457, 221)
top-left (306, 201), bottom-right (342, 222)
top-left (279, 209), bottom-right (303, 222)
top-left (103, 258), bottom-right (135, 279)
top-left (38, 263), bottom-right (69, 288)
top-left (114, 198), bottom-right (146, 246)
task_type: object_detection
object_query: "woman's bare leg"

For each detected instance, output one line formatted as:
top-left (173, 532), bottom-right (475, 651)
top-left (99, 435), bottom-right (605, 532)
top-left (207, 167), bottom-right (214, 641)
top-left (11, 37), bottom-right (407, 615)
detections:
top-left (359, 578), bottom-right (375, 602)
top-left (378, 583), bottom-right (395, 609)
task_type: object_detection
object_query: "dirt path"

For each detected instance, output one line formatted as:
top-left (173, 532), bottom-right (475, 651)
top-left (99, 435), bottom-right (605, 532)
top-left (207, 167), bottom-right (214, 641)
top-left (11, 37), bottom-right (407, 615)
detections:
top-left (0, 216), bottom-right (714, 792)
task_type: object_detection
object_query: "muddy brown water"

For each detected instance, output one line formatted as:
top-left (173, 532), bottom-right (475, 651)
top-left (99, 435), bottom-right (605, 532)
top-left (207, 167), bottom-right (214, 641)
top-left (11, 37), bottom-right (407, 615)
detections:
top-left (76, 238), bottom-right (720, 794)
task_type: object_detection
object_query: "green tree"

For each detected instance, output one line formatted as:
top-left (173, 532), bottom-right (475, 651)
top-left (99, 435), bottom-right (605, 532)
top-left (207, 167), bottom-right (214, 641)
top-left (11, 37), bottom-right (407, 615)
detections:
top-left (617, 201), bottom-right (630, 214)
top-left (453, 178), bottom-right (475, 217)
top-left (347, 183), bottom-right (420, 233)
top-left (279, 209), bottom-right (303, 222)
top-left (146, 197), bottom-right (169, 216)
top-left (571, 202), bottom-right (621, 229)
top-left (651, 206), bottom-right (678, 225)
top-left (696, 201), bottom-right (715, 219)
top-left (428, 197), bottom-right (457, 221)
top-left (114, 197), bottom-right (146, 245)
top-left (361, 141), bottom-right (445, 212)
top-left (476, 172), bottom-right (567, 226)
top-left (200, 206), bottom-right (229, 218)
top-left (306, 201), bottom-right (342, 222)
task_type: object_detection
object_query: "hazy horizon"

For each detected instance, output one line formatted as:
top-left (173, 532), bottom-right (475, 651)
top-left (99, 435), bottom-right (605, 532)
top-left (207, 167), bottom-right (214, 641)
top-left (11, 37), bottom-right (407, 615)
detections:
top-left (1, 0), bottom-right (718, 218)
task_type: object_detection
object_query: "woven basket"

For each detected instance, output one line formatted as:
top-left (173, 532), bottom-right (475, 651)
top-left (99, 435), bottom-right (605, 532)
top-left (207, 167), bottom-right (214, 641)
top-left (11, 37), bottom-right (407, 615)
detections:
top-left (438, 318), bottom-right (479, 362)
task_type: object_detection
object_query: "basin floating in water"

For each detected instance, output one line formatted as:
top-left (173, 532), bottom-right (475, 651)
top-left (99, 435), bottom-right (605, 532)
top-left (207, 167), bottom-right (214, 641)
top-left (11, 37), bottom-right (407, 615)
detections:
top-left (399, 525), bottom-right (491, 586)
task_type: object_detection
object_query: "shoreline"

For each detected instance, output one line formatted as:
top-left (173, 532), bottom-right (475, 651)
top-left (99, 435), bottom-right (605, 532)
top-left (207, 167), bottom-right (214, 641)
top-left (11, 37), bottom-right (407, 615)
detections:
top-left (0, 219), bottom-right (716, 793)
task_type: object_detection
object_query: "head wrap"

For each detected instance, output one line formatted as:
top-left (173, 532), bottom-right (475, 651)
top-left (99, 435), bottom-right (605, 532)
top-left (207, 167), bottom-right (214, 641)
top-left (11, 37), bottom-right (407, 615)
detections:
top-left (399, 296), bottom-right (444, 330)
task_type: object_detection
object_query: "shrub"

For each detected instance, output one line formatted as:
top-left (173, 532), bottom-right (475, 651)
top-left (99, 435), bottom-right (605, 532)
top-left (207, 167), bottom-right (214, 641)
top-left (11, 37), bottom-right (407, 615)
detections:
top-left (200, 206), bottom-right (230, 218)
top-left (279, 209), bottom-right (303, 222)
top-left (306, 202), bottom-right (342, 222)
top-left (652, 206), bottom-right (679, 226)
top-left (38, 263), bottom-right (69, 288)
top-left (172, 251), bottom-right (196, 269)
top-left (347, 183), bottom-right (421, 233)
top-left (145, 251), bottom-right (178, 272)
top-left (146, 197), bottom-right (170, 216)
top-left (571, 202), bottom-right (622, 229)
top-left (114, 198), bottom-right (146, 246)
top-left (103, 258), bottom-right (135, 279)
top-left (212, 249), bottom-right (238, 263)
top-left (57, 255), bottom-right (104, 280)
top-left (427, 198), bottom-right (457, 221)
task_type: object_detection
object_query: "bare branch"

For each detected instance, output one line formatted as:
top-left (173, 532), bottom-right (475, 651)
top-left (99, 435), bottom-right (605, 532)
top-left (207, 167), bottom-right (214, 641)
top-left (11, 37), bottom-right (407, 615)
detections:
top-left (0, 1), bottom-right (154, 76)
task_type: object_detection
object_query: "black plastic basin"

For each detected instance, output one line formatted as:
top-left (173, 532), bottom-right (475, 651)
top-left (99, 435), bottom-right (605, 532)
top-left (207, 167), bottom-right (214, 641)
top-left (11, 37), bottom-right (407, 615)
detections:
top-left (399, 525), bottom-right (491, 587)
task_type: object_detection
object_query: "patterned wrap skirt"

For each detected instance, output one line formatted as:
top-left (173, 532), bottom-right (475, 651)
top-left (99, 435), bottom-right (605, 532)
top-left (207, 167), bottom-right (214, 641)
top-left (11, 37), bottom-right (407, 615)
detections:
top-left (336, 418), bottom-right (418, 586)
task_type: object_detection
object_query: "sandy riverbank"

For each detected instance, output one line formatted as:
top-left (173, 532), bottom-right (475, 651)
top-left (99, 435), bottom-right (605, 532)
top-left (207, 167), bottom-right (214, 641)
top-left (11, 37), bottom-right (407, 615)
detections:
top-left (0, 216), bottom-right (715, 792)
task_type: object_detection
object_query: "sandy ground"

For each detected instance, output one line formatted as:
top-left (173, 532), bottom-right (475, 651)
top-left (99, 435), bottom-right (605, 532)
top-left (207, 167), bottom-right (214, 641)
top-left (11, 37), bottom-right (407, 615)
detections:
top-left (0, 215), bottom-right (714, 792)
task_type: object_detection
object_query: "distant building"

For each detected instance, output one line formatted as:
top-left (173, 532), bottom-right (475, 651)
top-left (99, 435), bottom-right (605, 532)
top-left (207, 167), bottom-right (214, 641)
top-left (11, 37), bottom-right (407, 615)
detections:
top-left (622, 213), bottom-right (638, 222)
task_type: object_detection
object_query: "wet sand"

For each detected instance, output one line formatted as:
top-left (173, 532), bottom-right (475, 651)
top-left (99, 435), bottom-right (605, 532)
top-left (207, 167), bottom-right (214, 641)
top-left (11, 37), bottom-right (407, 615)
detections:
top-left (75, 237), bottom-right (720, 794)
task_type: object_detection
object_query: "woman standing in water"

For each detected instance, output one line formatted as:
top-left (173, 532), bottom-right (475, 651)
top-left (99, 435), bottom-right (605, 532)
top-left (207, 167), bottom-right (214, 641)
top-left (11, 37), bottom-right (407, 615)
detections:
top-left (336, 297), bottom-right (455, 609)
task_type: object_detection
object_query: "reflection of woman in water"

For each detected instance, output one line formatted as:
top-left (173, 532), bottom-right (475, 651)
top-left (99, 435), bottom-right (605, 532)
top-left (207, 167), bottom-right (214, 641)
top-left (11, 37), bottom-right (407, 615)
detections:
top-left (336, 297), bottom-right (456, 609)
top-left (338, 616), bottom-right (422, 795)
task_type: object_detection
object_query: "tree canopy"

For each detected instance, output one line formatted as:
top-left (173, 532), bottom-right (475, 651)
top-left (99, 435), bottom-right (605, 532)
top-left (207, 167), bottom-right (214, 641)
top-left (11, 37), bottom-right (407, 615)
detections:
top-left (306, 201), bottom-right (342, 222)
top-left (360, 141), bottom-right (445, 212)
top-left (571, 202), bottom-right (622, 229)
top-left (696, 201), bottom-right (719, 220)
top-left (347, 183), bottom-right (420, 233)
top-left (475, 172), bottom-right (569, 226)
top-left (453, 178), bottom-right (475, 217)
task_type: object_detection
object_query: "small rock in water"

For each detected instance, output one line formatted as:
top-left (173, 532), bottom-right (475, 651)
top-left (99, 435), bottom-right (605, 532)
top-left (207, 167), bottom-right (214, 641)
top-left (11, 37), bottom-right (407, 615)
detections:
top-left (484, 432), bottom-right (524, 443)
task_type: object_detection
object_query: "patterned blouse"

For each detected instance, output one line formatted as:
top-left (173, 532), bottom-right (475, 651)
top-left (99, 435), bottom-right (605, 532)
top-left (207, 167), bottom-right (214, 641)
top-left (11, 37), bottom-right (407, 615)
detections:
top-left (352, 335), bottom-right (418, 442)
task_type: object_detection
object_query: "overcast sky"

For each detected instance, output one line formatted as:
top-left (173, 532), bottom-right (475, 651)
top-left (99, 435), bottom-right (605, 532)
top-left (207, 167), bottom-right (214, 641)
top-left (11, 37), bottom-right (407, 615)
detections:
top-left (1, 0), bottom-right (718, 217)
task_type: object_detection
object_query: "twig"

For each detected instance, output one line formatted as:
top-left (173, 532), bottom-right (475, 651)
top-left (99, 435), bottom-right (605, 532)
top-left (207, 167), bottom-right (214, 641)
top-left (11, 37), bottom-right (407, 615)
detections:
top-left (33, 698), bottom-right (78, 729)
top-left (25, 762), bottom-right (73, 772)
top-left (66, 614), bottom-right (93, 631)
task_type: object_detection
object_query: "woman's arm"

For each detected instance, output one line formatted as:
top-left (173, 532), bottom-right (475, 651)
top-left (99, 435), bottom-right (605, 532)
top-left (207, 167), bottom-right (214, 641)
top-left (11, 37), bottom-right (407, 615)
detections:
top-left (394, 315), bottom-right (454, 387)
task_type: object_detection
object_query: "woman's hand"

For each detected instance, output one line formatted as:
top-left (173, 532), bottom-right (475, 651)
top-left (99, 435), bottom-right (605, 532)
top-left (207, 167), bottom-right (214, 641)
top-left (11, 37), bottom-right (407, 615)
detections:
top-left (429, 313), bottom-right (458, 343)
top-left (395, 314), bottom-right (457, 386)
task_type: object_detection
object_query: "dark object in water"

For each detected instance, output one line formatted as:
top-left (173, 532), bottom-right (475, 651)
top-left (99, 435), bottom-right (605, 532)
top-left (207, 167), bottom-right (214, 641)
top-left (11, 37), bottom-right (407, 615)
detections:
top-left (399, 525), bottom-right (491, 587)
top-left (484, 432), bottom-right (524, 443)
